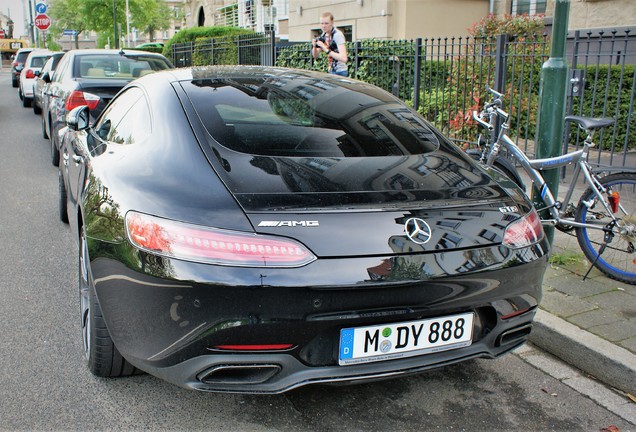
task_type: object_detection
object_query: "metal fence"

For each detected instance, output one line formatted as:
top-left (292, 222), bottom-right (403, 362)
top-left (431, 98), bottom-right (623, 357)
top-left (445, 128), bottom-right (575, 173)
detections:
top-left (171, 32), bottom-right (276, 69)
top-left (170, 28), bottom-right (636, 168)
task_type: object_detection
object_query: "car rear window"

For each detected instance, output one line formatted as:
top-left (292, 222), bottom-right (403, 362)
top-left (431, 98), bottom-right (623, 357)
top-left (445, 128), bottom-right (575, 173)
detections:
top-left (16, 51), bottom-right (31, 63)
top-left (30, 55), bottom-right (49, 68)
top-left (181, 76), bottom-right (440, 157)
top-left (75, 54), bottom-right (171, 79)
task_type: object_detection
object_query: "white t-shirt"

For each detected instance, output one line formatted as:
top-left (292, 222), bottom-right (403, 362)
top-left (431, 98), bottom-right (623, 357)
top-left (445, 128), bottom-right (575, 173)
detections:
top-left (321, 27), bottom-right (347, 73)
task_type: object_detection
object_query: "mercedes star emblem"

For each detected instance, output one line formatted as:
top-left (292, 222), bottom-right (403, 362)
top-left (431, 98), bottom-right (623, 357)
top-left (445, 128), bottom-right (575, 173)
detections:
top-left (404, 217), bottom-right (432, 245)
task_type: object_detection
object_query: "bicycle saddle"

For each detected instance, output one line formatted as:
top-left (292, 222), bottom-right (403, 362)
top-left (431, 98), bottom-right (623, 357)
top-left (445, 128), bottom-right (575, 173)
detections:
top-left (564, 115), bottom-right (615, 131)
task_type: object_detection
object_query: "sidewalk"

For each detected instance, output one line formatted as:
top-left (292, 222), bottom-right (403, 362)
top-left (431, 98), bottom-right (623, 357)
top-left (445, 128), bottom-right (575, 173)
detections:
top-left (519, 171), bottom-right (636, 397)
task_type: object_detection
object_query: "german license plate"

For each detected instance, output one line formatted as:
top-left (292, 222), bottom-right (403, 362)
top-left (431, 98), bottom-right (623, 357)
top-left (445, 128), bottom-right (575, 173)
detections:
top-left (339, 312), bottom-right (474, 366)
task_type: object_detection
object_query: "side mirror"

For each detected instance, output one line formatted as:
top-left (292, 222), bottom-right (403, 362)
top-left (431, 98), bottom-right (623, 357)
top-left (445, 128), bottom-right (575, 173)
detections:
top-left (34, 70), bottom-right (41, 77)
top-left (66, 105), bottom-right (90, 131)
top-left (42, 72), bottom-right (51, 83)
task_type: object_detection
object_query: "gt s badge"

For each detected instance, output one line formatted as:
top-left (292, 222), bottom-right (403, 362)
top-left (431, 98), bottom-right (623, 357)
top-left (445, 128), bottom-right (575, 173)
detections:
top-left (499, 206), bottom-right (519, 214)
top-left (258, 221), bottom-right (320, 227)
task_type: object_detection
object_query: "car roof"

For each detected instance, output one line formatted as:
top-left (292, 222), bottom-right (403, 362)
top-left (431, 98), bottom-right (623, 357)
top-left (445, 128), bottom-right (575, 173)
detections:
top-left (149, 65), bottom-right (358, 84)
top-left (65, 48), bottom-right (168, 58)
top-left (26, 49), bottom-right (52, 58)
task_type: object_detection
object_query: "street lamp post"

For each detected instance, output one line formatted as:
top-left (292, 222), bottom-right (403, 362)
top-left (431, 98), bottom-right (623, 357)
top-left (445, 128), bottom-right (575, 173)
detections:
top-left (113, 0), bottom-right (119, 49)
top-left (126, 0), bottom-right (130, 47)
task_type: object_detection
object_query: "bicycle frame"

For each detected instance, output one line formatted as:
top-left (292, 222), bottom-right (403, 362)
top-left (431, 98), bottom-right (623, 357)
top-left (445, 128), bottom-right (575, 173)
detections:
top-left (489, 121), bottom-right (618, 232)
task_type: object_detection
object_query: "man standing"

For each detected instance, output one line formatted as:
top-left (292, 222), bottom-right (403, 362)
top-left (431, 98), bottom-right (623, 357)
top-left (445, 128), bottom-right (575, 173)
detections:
top-left (311, 12), bottom-right (348, 77)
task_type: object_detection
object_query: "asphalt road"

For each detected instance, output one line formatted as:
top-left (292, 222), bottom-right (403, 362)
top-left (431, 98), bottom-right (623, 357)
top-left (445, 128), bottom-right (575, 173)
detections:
top-left (0, 69), bottom-right (632, 431)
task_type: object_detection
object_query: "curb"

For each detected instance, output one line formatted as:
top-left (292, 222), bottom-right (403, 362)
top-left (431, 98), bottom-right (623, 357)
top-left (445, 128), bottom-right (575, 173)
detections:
top-left (529, 309), bottom-right (636, 395)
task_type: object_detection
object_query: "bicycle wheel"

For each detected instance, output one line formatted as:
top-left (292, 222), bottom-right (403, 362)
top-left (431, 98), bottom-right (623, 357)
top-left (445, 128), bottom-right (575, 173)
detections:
top-left (575, 172), bottom-right (636, 285)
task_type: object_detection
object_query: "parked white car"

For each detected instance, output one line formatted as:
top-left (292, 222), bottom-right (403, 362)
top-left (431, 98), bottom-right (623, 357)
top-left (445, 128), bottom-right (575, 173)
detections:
top-left (19, 49), bottom-right (52, 108)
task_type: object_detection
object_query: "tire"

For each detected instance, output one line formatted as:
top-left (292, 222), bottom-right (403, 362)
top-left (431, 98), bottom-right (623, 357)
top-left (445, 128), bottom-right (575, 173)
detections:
top-left (42, 114), bottom-right (49, 139)
top-left (58, 170), bottom-right (69, 223)
top-left (23, 96), bottom-right (32, 108)
top-left (12, 77), bottom-right (18, 88)
top-left (79, 226), bottom-right (139, 377)
top-left (492, 160), bottom-right (525, 191)
top-left (18, 87), bottom-right (23, 100)
top-left (33, 98), bottom-right (42, 115)
top-left (575, 172), bottom-right (636, 285)
top-left (51, 129), bottom-right (60, 166)
top-left (467, 150), bottom-right (525, 191)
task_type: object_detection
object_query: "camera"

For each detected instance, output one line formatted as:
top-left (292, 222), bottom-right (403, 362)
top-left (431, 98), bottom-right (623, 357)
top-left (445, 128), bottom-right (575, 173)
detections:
top-left (313, 35), bottom-right (326, 48)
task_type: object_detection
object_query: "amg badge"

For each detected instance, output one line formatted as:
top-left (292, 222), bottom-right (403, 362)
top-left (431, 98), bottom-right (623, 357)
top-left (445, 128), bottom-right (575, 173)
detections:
top-left (258, 221), bottom-right (320, 227)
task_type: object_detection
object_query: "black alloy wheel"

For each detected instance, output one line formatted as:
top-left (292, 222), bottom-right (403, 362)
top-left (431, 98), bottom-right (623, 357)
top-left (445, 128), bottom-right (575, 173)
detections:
top-left (58, 169), bottom-right (69, 223)
top-left (79, 226), bottom-right (139, 377)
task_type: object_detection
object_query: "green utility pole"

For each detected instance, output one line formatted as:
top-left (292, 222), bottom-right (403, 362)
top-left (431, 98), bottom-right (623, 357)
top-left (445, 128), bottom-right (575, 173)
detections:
top-left (533, 0), bottom-right (570, 244)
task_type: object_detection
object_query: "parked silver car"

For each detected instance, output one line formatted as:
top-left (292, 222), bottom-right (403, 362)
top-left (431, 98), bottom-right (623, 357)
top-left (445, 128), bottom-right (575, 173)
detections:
top-left (33, 51), bottom-right (64, 116)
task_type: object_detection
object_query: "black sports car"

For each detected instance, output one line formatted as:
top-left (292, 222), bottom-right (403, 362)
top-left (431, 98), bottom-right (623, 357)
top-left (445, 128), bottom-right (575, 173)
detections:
top-left (58, 66), bottom-right (549, 393)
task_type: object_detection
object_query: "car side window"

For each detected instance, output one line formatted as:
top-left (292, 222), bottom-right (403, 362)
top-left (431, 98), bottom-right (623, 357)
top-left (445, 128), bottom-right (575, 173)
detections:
top-left (53, 56), bottom-right (69, 82)
top-left (94, 87), bottom-right (151, 145)
top-left (41, 57), bottom-right (53, 74)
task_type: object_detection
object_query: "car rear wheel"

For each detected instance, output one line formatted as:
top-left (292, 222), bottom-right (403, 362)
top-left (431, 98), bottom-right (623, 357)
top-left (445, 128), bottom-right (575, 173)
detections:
top-left (79, 226), bottom-right (140, 377)
top-left (51, 129), bottom-right (60, 166)
top-left (12, 77), bottom-right (18, 88)
top-left (22, 96), bottom-right (32, 108)
top-left (58, 170), bottom-right (69, 223)
top-left (42, 114), bottom-right (49, 139)
top-left (33, 98), bottom-right (41, 115)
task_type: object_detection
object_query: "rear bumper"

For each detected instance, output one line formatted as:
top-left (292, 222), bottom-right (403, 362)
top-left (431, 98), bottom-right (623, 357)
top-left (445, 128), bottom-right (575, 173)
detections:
top-left (21, 79), bottom-right (35, 98)
top-left (137, 320), bottom-right (533, 394)
top-left (89, 237), bottom-right (548, 392)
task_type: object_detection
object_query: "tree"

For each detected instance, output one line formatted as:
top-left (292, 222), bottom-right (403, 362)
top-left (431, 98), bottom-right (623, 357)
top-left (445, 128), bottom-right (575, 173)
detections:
top-left (81, 0), bottom-right (171, 46)
top-left (133, 0), bottom-right (172, 42)
top-left (50, 0), bottom-right (171, 48)
top-left (48, 0), bottom-right (89, 49)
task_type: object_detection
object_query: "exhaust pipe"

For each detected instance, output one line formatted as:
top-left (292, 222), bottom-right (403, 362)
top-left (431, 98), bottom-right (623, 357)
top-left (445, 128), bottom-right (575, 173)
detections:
top-left (496, 324), bottom-right (532, 347)
top-left (197, 364), bottom-right (281, 385)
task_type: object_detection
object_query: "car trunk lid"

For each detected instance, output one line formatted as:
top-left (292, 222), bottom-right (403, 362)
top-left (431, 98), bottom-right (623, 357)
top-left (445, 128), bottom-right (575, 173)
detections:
top-left (206, 148), bottom-right (523, 257)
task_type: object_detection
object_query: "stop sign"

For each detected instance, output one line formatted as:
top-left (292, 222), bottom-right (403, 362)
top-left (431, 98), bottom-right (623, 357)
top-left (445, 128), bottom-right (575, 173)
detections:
top-left (34, 14), bottom-right (51, 31)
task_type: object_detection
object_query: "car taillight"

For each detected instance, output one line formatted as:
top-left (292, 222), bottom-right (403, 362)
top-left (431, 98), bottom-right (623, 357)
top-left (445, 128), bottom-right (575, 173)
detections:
top-left (65, 90), bottom-right (100, 111)
top-left (25, 69), bottom-right (35, 79)
top-left (503, 209), bottom-right (544, 249)
top-left (125, 211), bottom-right (317, 268)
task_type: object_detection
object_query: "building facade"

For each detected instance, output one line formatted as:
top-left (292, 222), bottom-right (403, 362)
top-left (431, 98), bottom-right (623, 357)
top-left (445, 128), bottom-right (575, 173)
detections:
top-left (492, 0), bottom-right (636, 30)
top-left (181, 0), bottom-right (636, 42)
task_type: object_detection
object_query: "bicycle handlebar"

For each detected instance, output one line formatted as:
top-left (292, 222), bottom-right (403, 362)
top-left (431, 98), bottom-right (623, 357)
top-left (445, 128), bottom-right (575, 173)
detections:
top-left (484, 98), bottom-right (503, 110)
top-left (495, 107), bottom-right (509, 121)
top-left (472, 111), bottom-right (494, 130)
top-left (486, 85), bottom-right (504, 99)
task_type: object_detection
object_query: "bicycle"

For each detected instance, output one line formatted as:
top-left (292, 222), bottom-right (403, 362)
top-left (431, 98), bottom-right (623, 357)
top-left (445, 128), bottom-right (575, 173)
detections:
top-left (467, 90), bottom-right (526, 191)
top-left (471, 87), bottom-right (636, 285)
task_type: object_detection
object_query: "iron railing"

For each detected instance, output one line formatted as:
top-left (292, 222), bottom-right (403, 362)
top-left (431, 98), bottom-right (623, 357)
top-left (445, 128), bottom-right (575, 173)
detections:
top-left (170, 28), bottom-right (636, 168)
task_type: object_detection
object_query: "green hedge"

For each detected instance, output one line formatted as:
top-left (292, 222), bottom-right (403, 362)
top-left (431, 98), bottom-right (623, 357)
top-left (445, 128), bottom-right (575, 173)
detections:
top-left (570, 64), bottom-right (636, 150)
top-left (163, 26), bottom-right (255, 58)
top-left (275, 43), bottom-right (328, 72)
top-left (127, 46), bottom-right (163, 54)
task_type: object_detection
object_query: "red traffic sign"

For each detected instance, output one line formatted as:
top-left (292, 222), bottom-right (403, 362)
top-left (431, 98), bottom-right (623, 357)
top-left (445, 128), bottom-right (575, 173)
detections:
top-left (0, 30), bottom-right (5, 38)
top-left (34, 14), bottom-right (51, 31)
